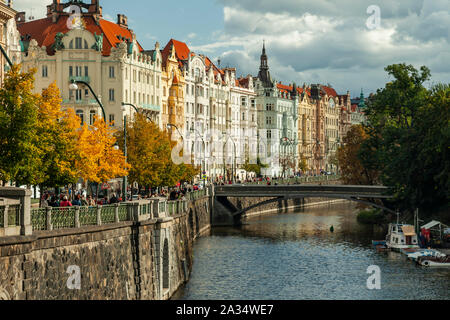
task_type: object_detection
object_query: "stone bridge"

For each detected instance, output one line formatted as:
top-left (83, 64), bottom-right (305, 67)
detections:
top-left (212, 184), bottom-right (394, 226)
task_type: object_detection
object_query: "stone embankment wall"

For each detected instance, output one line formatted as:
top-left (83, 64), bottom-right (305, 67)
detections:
top-left (0, 196), bottom-right (210, 300)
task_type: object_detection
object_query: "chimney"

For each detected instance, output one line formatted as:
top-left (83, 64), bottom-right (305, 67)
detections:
top-left (16, 12), bottom-right (26, 24)
top-left (117, 14), bottom-right (128, 28)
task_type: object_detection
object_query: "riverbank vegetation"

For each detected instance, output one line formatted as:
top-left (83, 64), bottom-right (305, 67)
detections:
top-left (338, 63), bottom-right (449, 220)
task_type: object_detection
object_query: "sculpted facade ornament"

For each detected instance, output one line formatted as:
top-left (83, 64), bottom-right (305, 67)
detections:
top-left (52, 32), bottom-right (65, 51)
top-left (92, 32), bottom-right (103, 52)
top-left (27, 39), bottom-right (47, 61)
top-left (110, 41), bottom-right (128, 62)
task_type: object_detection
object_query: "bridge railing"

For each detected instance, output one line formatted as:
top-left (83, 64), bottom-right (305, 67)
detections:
top-left (243, 175), bottom-right (341, 185)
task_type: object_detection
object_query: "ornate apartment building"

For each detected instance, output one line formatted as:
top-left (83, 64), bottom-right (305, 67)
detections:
top-left (254, 43), bottom-right (299, 177)
top-left (17, 0), bottom-right (162, 129)
top-left (162, 39), bottom-right (258, 181)
top-left (0, 0), bottom-right (20, 84)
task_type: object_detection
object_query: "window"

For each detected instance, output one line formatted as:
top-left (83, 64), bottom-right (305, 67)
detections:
top-left (267, 130), bottom-right (272, 139)
top-left (69, 66), bottom-right (73, 77)
top-left (42, 65), bottom-right (48, 78)
top-left (84, 66), bottom-right (89, 77)
top-left (76, 110), bottom-right (84, 125)
top-left (266, 116), bottom-right (272, 125)
top-left (75, 37), bottom-right (82, 49)
top-left (251, 99), bottom-right (256, 108)
top-left (109, 66), bottom-right (115, 78)
top-left (76, 66), bottom-right (82, 77)
top-left (90, 110), bottom-right (96, 125)
top-left (84, 40), bottom-right (88, 49)
top-left (109, 89), bottom-right (115, 102)
top-left (75, 89), bottom-right (82, 101)
top-left (109, 114), bottom-right (115, 125)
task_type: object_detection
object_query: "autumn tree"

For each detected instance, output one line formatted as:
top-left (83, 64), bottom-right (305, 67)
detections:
top-left (0, 65), bottom-right (41, 187)
top-left (76, 116), bottom-right (129, 197)
top-left (337, 124), bottom-right (379, 185)
top-left (35, 82), bottom-right (81, 188)
top-left (116, 114), bottom-right (196, 190)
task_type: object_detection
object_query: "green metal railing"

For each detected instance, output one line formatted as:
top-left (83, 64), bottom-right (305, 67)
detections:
top-left (29, 197), bottom-right (192, 232)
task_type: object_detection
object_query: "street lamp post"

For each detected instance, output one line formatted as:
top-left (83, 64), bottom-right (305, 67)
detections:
top-left (223, 132), bottom-right (237, 184)
top-left (0, 44), bottom-right (13, 68)
top-left (190, 128), bottom-right (206, 188)
top-left (70, 80), bottom-right (106, 121)
top-left (120, 102), bottom-right (156, 201)
top-left (281, 137), bottom-right (294, 178)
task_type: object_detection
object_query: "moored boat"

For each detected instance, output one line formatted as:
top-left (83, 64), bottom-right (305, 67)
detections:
top-left (385, 223), bottom-right (420, 251)
top-left (417, 255), bottom-right (450, 268)
top-left (406, 249), bottom-right (446, 261)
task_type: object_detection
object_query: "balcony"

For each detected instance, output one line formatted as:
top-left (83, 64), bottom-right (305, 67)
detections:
top-left (141, 104), bottom-right (161, 112)
top-left (69, 76), bottom-right (91, 84)
top-left (63, 98), bottom-right (99, 106)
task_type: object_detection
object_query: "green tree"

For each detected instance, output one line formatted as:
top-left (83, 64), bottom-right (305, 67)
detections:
top-left (242, 157), bottom-right (268, 177)
top-left (362, 63), bottom-right (449, 215)
top-left (0, 65), bottom-right (41, 187)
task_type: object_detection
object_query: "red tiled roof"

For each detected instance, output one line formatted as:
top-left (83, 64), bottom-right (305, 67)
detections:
top-left (297, 87), bottom-right (311, 97)
top-left (322, 86), bottom-right (338, 97)
top-left (17, 15), bottom-right (143, 56)
top-left (162, 39), bottom-right (190, 62)
top-left (238, 77), bottom-right (249, 88)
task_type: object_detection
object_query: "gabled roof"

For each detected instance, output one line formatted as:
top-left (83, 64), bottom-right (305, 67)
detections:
top-left (17, 15), bottom-right (143, 56)
top-left (161, 39), bottom-right (190, 65)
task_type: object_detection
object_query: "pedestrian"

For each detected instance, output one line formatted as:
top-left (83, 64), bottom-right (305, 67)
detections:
top-left (60, 196), bottom-right (72, 207)
top-left (109, 193), bottom-right (119, 204)
top-left (72, 195), bottom-right (82, 206)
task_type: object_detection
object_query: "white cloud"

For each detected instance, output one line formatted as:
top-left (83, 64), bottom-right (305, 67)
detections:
top-left (197, 0), bottom-right (450, 96)
top-left (13, 0), bottom-right (50, 20)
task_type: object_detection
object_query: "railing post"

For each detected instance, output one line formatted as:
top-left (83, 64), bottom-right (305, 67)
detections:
top-left (133, 202), bottom-right (139, 221)
top-left (46, 207), bottom-right (53, 231)
top-left (114, 203), bottom-right (120, 223)
top-left (97, 205), bottom-right (102, 226)
top-left (3, 205), bottom-right (9, 228)
top-left (20, 189), bottom-right (32, 236)
top-left (75, 206), bottom-right (80, 228)
top-left (153, 199), bottom-right (160, 218)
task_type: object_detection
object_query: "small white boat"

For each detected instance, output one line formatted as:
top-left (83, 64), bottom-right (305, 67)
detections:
top-left (418, 256), bottom-right (450, 268)
top-left (385, 223), bottom-right (420, 251)
top-left (407, 249), bottom-right (446, 261)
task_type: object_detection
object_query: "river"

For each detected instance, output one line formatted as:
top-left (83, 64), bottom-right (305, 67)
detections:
top-left (173, 201), bottom-right (450, 300)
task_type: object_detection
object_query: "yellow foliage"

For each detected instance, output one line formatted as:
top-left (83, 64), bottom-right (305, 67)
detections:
top-left (76, 116), bottom-right (130, 183)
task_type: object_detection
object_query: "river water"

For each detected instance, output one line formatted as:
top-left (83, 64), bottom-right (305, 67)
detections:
top-left (173, 202), bottom-right (450, 300)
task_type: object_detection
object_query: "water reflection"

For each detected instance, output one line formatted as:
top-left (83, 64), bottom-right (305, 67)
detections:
top-left (173, 202), bottom-right (450, 300)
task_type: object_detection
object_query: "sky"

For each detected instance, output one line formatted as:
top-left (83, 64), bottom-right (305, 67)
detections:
top-left (14, 0), bottom-right (450, 98)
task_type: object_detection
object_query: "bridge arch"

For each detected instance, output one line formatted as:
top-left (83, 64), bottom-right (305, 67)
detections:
top-left (231, 196), bottom-right (396, 220)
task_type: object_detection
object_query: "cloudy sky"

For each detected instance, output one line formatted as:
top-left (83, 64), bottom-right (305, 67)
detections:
top-left (14, 0), bottom-right (450, 97)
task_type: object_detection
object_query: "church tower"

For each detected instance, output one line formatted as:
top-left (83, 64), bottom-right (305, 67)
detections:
top-left (258, 41), bottom-right (272, 88)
